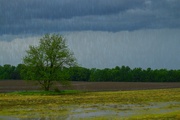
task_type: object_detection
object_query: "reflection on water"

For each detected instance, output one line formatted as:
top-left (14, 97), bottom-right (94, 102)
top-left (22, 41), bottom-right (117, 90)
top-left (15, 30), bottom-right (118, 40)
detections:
top-left (1, 102), bottom-right (180, 120)
top-left (67, 102), bottom-right (180, 120)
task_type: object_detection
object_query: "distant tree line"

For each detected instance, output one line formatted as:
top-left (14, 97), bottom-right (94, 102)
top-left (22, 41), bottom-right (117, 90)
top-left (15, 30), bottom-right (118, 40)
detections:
top-left (0, 64), bottom-right (22, 80)
top-left (66, 66), bottom-right (180, 82)
top-left (0, 64), bottom-right (180, 82)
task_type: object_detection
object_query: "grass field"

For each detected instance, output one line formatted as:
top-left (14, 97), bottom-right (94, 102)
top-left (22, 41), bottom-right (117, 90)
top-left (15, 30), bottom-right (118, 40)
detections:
top-left (0, 88), bottom-right (180, 119)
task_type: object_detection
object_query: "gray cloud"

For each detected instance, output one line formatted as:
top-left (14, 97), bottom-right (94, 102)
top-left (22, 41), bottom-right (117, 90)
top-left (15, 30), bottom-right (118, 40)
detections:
top-left (0, 0), bottom-right (180, 35)
top-left (1, 0), bottom-right (180, 69)
top-left (66, 29), bottom-right (180, 69)
top-left (1, 29), bottom-right (180, 69)
top-left (0, 36), bottom-right (39, 65)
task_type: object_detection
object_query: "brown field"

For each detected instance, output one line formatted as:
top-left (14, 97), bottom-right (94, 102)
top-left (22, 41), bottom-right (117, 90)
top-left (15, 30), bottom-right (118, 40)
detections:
top-left (0, 80), bottom-right (180, 92)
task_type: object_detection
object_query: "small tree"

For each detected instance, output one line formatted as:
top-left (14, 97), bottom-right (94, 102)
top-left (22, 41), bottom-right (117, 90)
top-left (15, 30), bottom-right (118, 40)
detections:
top-left (23, 34), bottom-right (76, 91)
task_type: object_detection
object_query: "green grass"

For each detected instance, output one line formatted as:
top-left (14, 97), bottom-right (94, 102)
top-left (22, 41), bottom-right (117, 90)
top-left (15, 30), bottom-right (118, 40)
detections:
top-left (128, 111), bottom-right (180, 120)
top-left (9, 90), bottom-right (83, 95)
top-left (78, 111), bottom-right (180, 120)
top-left (0, 88), bottom-right (179, 119)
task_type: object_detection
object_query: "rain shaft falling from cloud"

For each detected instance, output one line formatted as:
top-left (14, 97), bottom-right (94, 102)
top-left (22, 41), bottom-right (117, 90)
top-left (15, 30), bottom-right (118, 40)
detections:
top-left (0, 29), bottom-right (180, 69)
top-left (65, 29), bottom-right (180, 69)
top-left (0, 37), bottom-right (39, 65)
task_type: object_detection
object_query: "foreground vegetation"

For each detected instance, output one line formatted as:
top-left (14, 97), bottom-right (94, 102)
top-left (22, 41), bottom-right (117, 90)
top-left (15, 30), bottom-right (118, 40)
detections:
top-left (0, 88), bottom-right (180, 119)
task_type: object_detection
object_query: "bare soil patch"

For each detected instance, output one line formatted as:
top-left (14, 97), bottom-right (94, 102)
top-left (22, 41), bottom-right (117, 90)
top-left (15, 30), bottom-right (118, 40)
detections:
top-left (0, 80), bottom-right (180, 92)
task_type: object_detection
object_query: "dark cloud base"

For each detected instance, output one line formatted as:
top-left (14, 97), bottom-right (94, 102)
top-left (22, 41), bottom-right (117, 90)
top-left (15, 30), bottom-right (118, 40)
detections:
top-left (0, 0), bottom-right (180, 69)
top-left (0, 0), bottom-right (180, 35)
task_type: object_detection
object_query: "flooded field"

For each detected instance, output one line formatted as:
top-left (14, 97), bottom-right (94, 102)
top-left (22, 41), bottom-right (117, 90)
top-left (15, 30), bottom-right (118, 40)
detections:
top-left (0, 88), bottom-right (180, 119)
top-left (0, 102), bottom-right (180, 119)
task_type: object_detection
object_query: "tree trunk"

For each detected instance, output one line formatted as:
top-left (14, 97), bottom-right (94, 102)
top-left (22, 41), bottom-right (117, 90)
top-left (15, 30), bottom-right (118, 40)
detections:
top-left (43, 80), bottom-right (51, 91)
top-left (44, 86), bottom-right (50, 91)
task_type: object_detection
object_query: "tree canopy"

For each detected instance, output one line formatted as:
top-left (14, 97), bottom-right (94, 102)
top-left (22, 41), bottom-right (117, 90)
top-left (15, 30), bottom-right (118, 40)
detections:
top-left (22, 34), bottom-right (76, 91)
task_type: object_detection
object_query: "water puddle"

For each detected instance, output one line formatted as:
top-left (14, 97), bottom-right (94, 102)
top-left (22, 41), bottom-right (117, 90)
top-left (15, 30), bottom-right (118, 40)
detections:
top-left (66, 102), bottom-right (180, 119)
top-left (0, 102), bottom-right (179, 120)
top-left (0, 116), bottom-right (19, 120)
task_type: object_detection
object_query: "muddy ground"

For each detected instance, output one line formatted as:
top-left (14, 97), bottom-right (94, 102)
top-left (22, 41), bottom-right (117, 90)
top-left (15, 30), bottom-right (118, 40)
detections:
top-left (0, 80), bottom-right (180, 92)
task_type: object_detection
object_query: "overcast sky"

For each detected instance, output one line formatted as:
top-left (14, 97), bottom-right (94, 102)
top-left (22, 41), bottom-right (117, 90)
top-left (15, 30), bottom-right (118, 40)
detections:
top-left (0, 0), bottom-right (180, 69)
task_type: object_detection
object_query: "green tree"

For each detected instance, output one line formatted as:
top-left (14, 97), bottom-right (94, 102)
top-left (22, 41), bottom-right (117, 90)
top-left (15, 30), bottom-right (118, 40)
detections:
top-left (68, 67), bottom-right (90, 81)
top-left (11, 64), bottom-right (24, 79)
top-left (0, 64), bottom-right (15, 79)
top-left (0, 65), bottom-right (3, 79)
top-left (132, 68), bottom-right (143, 82)
top-left (22, 34), bottom-right (76, 91)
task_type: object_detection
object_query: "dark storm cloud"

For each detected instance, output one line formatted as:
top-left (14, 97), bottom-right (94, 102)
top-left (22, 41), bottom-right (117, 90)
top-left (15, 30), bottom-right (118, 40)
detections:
top-left (0, 0), bottom-right (143, 19)
top-left (0, 0), bottom-right (180, 35)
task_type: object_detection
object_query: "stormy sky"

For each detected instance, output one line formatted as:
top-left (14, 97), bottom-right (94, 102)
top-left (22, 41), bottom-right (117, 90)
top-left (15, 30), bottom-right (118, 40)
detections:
top-left (0, 0), bottom-right (180, 69)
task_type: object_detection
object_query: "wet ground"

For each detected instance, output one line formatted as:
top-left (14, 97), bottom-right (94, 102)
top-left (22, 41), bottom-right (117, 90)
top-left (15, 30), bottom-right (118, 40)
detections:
top-left (1, 102), bottom-right (179, 120)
